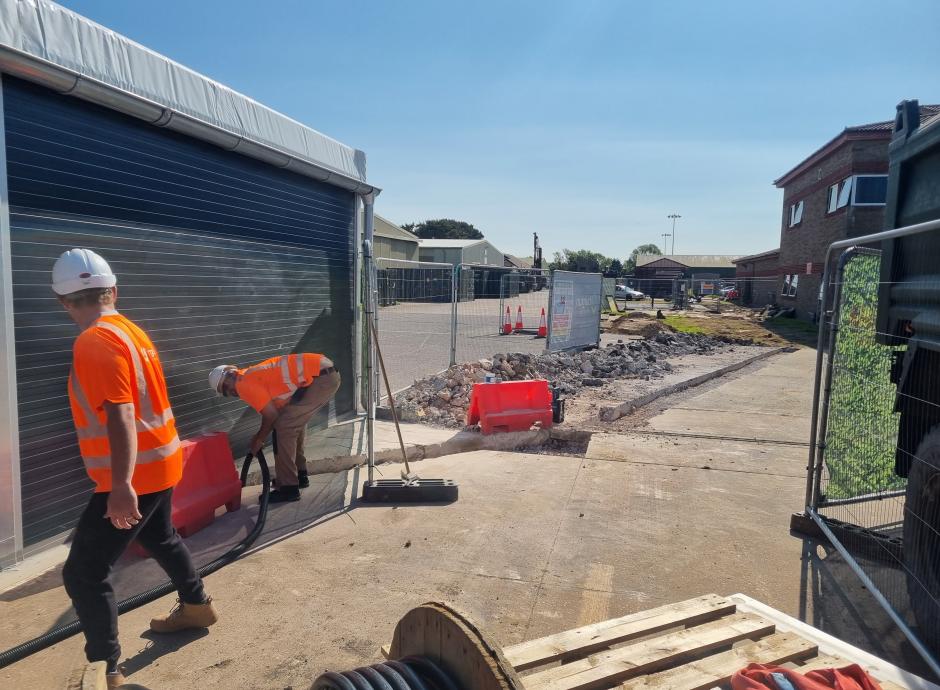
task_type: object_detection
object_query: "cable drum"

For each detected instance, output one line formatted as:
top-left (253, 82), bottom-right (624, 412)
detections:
top-left (0, 450), bottom-right (271, 669)
top-left (312, 657), bottom-right (460, 690)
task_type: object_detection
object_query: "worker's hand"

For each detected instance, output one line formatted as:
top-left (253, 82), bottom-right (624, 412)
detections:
top-left (106, 482), bottom-right (142, 530)
top-left (249, 435), bottom-right (264, 457)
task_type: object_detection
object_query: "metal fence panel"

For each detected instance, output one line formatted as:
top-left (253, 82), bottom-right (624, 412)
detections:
top-left (455, 264), bottom-right (550, 365)
top-left (805, 238), bottom-right (940, 677)
top-left (547, 270), bottom-right (602, 352)
top-left (374, 258), bottom-right (454, 395)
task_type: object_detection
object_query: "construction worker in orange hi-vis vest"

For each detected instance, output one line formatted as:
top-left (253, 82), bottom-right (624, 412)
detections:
top-left (53, 249), bottom-right (217, 689)
top-left (208, 352), bottom-right (341, 504)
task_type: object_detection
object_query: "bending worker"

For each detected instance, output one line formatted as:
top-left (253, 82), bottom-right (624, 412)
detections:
top-left (209, 353), bottom-right (340, 503)
top-left (53, 249), bottom-right (217, 689)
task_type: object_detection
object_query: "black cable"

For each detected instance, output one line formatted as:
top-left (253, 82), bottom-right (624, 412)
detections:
top-left (0, 450), bottom-right (270, 669)
top-left (312, 658), bottom-right (457, 690)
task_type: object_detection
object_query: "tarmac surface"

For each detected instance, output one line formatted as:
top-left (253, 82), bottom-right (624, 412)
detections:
top-left (1, 347), bottom-right (936, 688)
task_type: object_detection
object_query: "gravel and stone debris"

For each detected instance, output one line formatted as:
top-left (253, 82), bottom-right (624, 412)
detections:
top-left (395, 332), bottom-right (730, 428)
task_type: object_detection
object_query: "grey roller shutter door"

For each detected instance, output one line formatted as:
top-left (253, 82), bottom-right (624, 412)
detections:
top-left (3, 77), bottom-right (356, 549)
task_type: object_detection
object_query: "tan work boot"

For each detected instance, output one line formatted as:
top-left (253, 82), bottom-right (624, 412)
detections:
top-left (149, 597), bottom-right (218, 633)
top-left (106, 670), bottom-right (127, 689)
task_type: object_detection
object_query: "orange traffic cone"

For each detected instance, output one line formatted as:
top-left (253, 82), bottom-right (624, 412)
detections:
top-left (502, 306), bottom-right (512, 335)
top-left (537, 308), bottom-right (547, 338)
top-left (514, 306), bottom-right (524, 332)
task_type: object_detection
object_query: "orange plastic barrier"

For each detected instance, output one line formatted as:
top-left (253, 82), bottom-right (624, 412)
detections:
top-left (132, 432), bottom-right (242, 556)
top-left (466, 380), bottom-right (553, 434)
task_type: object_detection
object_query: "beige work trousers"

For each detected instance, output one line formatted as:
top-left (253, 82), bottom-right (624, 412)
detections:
top-left (273, 371), bottom-right (341, 487)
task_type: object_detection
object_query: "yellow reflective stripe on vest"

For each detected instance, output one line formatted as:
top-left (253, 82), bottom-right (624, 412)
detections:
top-left (83, 436), bottom-right (182, 470)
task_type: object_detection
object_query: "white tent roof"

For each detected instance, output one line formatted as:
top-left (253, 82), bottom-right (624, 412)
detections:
top-left (418, 239), bottom-right (486, 248)
top-left (0, 0), bottom-right (375, 193)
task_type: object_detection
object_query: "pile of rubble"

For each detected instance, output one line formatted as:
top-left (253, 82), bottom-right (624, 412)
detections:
top-left (395, 331), bottom-right (725, 427)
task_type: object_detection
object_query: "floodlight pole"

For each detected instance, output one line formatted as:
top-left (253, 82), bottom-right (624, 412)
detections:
top-left (667, 213), bottom-right (681, 255)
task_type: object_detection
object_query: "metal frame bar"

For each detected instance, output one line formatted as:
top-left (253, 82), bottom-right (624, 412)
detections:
top-left (361, 194), bottom-right (376, 484)
top-left (0, 74), bottom-right (24, 567)
top-left (809, 509), bottom-right (940, 679)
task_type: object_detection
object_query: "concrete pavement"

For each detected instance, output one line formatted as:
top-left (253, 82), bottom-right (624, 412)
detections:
top-left (1, 346), bottom-right (934, 688)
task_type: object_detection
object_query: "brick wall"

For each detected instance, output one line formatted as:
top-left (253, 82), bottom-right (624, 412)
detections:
top-left (736, 253), bottom-right (780, 307)
top-left (776, 138), bottom-right (888, 319)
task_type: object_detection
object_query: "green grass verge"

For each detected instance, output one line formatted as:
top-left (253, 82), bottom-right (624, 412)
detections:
top-left (662, 315), bottom-right (706, 335)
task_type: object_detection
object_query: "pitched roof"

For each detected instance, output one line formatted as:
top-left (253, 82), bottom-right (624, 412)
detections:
top-left (636, 254), bottom-right (742, 268)
top-left (504, 254), bottom-right (532, 268)
top-left (734, 248), bottom-right (780, 264)
top-left (774, 104), bottom-right (940, 187)
top-left (373, 215), bottom-right (419, 243)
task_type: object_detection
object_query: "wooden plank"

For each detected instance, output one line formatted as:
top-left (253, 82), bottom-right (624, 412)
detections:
top-left (506, 594), bottom-right (735, 672)
top-left (521, 613), bottom-right (775, 690)
top-left (619, 632), bottom-right (817, 690)
top-left (796, 654), bottom-right (907, 690)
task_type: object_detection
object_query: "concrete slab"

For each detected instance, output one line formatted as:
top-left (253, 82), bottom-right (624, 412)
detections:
top-left (647, 408), bottom-right (812, 443)
top-left (586, 432), bottom-right (808, 477)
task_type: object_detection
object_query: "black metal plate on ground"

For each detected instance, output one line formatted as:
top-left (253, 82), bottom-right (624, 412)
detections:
top-left (361, 479), bottom-right (458, 503)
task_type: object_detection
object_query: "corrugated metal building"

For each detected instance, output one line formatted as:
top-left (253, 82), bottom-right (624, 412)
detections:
top-left (418, 239), bottom-right (504, 267)
top-left (0, 0), bottom-right (378, 565)
top-left (373, 215), bottom-right (419, 262)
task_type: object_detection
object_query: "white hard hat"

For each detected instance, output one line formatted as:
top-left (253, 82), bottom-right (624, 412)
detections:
top-left (52, 248), bottom-right (117, 296)
top-left (209, 365), bottom-right (236, 394)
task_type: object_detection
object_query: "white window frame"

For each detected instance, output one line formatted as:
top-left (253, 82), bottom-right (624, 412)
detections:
top-left (781, 274), bottom-right (792, 295)
top-left (851, 174), bottom-right (888, 206)
top-left (788, 200), bottom-right (804, 228)
top-left (789, 273), bottom-right (799, 297)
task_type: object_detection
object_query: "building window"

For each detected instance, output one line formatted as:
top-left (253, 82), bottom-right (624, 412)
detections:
top-left (781, 274), bottom-right (799, 297)
top-left (853, 174), bottom-right (888, 205)
top-left (827, 177), bottom-right (853, 213)
top-left (788, 200), bottom-right (804, 227)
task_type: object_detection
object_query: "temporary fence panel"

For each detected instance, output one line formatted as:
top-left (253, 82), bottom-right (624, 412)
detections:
top-left (455, 265), bottom-right (550, 366)
top-left (547, 270), bottom-right (602, 352)
top-left (3, 76), bottom-right (357, 550)
top-left (804, 234), bottom-right (940, 677)
top-left (373, 258), bottom-right (454, 396)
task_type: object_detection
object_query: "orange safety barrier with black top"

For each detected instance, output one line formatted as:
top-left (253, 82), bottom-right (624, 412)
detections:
top-left (466, 379), bottom-right (554, 434)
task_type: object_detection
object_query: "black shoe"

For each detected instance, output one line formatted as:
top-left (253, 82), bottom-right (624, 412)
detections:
top-left (298, 471), bottom-right (310, 489)
top-left (263, 486), bottom-right (300, 504)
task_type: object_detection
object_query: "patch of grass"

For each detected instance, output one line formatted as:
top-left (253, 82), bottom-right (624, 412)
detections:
top-left (663, 315), bottom-right (706, 335)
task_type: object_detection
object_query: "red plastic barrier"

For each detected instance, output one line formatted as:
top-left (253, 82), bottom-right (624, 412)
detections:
top-left (466, 379), bottom-right (553, 434)
top-left (132, 432), bottom-right (242, 556)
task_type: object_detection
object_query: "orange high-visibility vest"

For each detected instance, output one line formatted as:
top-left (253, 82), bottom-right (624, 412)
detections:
top-left (68, 314), bottom-right (183, 494)
top-left (236, 353), bottom-right (324, 410)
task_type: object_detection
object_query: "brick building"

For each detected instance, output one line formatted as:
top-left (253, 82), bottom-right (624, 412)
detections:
top-left (773, 105), bottom-right (940, 320)
top-left (734, 249), bottom-right (781, 307)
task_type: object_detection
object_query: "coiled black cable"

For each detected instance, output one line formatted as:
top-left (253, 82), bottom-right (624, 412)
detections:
top-left (312, 657), bottom-right (459, 690)
top-left (0, 450), bottom-right (270, 669)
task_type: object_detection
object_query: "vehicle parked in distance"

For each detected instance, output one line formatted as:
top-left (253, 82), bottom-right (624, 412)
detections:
top-left (616, 284), bottom-right (645, 300)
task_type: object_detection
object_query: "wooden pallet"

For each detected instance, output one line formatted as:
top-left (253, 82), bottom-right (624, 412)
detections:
top-left (384, 594), bottom-right (939, 690)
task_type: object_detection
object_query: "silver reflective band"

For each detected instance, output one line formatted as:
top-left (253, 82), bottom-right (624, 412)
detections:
top-left (82, 436), bottom-right (182, 470)
top-left (95, 321), bottom-right (154, 421)
top-left (70, 370), bottom-right (106, 437)
top-left (296, 354), bottom-right (305, 383)
top-left (281, 356), bottom-right (297, 393)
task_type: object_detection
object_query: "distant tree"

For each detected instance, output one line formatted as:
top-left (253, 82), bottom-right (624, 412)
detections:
top-left (403, 219), bottom-right (484, 240)
top-left (607, 258), bottom-right (624, 278)
top-left (624, 244), bottom-right (662, 273)
top-left (550, 249), bottom-right (616, 274)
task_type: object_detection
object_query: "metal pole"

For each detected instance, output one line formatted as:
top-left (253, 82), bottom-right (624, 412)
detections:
top-left (450, 264), bottom-right (458, 366)
top-left (809, 510), bottom-right (940, 679)
top-left (362, 195), bottom-right (376, 484)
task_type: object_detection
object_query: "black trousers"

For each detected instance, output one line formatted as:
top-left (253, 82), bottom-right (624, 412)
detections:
top-left (62, 487), bottom-right (207, 668)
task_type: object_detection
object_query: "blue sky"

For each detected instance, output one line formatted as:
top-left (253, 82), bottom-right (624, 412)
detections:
top-left (60, 1), bottom-right (940, 260)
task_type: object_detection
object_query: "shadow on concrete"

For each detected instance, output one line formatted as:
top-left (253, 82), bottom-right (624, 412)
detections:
top-left (796, 534), bottom-right (939, 682)
top-left (763, 318), bottom-right (820, 349)
top-left (121, 628), bottom-right (211, 677)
